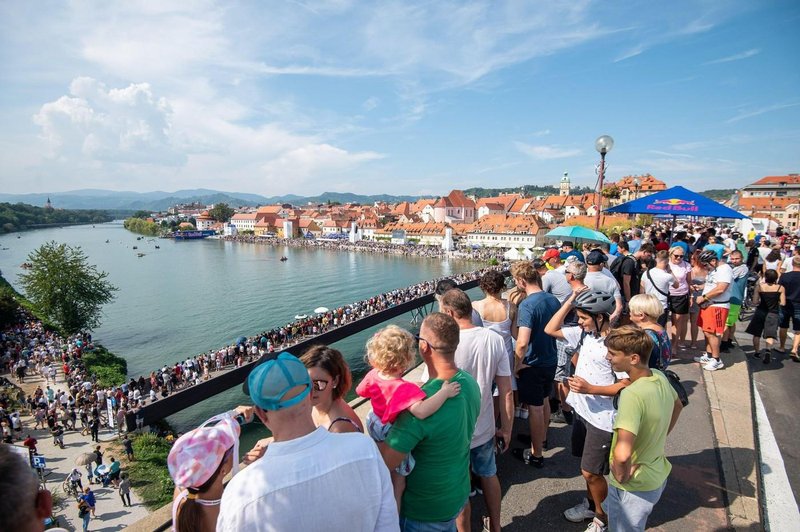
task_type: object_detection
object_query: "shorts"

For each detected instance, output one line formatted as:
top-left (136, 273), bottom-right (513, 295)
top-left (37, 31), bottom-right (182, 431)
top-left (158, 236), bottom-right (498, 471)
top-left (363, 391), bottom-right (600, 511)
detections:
top-left (554, 339), bottom-right (573, 381)
top-left (668, 294), bottom-right (690, 315)
top-left (603, 481), bottom-right (667, 532)
top-left (779, 303), bottom-right (800, 331)
top-left (698, 306), bottom-right (729, 336)
top-left (469, 437), bottom-right (497, 478)
top-left (745, 310), bottom-right (780, 340)
top-left (726, 304), bottom-right (741, 327)
top-left (366, 411), bottom-right (414, 476)
top-left (517, 365), bottom-right (556, 407)
top-left (571, 414), bottom-right (612, 475)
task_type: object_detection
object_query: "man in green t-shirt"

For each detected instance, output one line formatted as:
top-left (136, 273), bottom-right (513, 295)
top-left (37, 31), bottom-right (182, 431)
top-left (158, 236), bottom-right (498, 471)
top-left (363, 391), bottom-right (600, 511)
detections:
top-left (604, 326), bottom-right (683, 532)
top-left (381, 312), bottom-right (481, 530)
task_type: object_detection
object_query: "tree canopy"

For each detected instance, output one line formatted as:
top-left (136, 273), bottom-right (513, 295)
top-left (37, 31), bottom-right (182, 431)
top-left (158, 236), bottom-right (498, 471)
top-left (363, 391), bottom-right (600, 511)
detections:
top-left (19, 242), bottom-right (118, 334)
top-left (209, 203), bottom-right (235, 222)
top-left (0, 202), bottom-right (112, 233)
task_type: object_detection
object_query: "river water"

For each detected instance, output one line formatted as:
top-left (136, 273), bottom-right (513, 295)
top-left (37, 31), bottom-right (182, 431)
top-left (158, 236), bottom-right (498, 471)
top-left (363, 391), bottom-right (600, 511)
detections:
top-left (0, 223), bottom-right (479, 440)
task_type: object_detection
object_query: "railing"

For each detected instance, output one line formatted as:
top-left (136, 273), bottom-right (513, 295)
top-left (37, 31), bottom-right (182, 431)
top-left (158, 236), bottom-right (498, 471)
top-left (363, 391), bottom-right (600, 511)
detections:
top-left (125, 277), bottom-right (482, 431)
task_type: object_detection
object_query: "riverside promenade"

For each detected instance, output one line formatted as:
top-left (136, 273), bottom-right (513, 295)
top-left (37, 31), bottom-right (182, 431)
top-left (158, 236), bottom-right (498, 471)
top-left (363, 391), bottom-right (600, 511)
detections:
top-left (130, 343), bottom-right (763, 532)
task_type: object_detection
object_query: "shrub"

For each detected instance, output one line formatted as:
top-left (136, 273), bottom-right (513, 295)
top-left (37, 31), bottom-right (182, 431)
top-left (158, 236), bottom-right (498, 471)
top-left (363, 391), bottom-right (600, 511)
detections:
top-left (82, 345), bottom-right (127, 387)
top-left (128, 433), bottom-right (175, 510)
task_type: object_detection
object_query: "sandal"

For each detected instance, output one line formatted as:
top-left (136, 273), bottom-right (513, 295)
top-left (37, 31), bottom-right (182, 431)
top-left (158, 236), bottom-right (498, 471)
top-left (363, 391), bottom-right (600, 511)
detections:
top-left (791, 352), bottom-right (800, 363)
top-left (482, 516), bottom-right (491, 532)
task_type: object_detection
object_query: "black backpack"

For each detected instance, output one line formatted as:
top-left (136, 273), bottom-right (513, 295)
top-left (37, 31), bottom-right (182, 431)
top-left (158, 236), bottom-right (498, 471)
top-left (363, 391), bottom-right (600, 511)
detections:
top-left (610, 255), bottom-right (635, 288)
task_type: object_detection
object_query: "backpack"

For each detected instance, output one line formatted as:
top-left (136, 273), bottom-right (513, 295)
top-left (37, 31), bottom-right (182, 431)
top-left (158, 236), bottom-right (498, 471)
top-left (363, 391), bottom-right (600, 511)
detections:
top-left (610, 255), bottom-right (635, 290)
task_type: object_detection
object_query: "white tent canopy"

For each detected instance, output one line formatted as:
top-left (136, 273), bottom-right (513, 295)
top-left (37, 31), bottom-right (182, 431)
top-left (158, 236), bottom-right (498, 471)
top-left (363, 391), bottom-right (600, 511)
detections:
top-left (503, 248), bottom-right (522, 260)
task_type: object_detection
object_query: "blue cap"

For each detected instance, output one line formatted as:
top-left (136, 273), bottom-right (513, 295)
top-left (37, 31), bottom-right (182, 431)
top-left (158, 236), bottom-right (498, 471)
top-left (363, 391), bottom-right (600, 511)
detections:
top-left (246, 353), bottom-right (311, 411)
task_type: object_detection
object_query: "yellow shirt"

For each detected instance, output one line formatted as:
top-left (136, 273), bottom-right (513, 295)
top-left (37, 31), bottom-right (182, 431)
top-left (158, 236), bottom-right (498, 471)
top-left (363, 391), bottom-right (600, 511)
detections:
top-left (609, 370), bottom-right (677, 492)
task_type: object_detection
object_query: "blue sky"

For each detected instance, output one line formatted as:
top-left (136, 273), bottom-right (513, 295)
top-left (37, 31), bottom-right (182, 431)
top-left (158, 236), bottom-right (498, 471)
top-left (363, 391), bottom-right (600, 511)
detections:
top-left (0, 0), bottom-right (798, 197)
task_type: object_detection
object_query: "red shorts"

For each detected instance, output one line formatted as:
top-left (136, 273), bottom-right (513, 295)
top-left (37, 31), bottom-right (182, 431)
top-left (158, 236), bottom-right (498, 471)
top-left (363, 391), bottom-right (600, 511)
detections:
top-left (698, 306), bottom-right (729, 336)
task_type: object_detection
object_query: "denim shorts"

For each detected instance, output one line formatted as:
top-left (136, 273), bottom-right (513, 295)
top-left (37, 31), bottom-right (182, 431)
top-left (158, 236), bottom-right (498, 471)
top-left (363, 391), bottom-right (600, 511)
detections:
top-left (470, 437), bottom-right (497, 478)
top-left (779, 303), bottom-right (800, 331)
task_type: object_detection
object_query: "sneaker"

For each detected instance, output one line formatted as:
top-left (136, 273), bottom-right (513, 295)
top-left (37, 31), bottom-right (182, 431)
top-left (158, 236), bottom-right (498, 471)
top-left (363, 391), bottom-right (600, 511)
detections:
top-left (563, 410), bottom-right (574, 425)
top-left (693, 354), bottom-right (711, 364)
top-left (564, 498), bottom-right (596, 523)
top-left (704, 358), bottom-right (725, 371)
top-left (511, 448), bottom-right (544, 468)
top-left (584, 517), bottom-right (608, 532)
top-left (519, 408), bottom-right (529, 420)
top-left (550, 410), bottom-right (568, 424)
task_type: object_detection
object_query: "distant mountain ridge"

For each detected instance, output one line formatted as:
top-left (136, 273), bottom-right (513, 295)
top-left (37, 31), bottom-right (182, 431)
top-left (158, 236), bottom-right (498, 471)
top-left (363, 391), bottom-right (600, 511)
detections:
top-left (0, 186), bottom-right (736, 211)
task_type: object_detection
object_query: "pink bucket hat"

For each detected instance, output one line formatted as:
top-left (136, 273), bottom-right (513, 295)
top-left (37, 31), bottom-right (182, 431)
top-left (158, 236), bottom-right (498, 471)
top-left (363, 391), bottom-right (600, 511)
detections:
top-left (167, 414), bottom-right (240, 489)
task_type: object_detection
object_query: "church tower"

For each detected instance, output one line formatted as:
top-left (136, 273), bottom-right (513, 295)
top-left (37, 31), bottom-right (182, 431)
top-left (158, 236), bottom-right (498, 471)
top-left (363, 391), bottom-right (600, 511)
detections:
top-left (45, 197), bottom-right (53, 210)
top-left (559, 172), bottom-right (570, 196)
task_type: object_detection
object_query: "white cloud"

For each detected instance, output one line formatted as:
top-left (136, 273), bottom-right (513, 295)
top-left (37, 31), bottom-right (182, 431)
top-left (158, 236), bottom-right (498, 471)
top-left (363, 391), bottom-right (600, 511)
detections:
top-left (260, 144), bottom-right (384, 183)
top-left (33, 77), bottom-right (184, 165)
top-left (704, 48), bottom-right (760, 65)
top-left (726, 102), bottom-right (800, 124)
top-left (362, 97), bottom-right (380, 111)
top-left (515, 141), bottom-right (581, 160)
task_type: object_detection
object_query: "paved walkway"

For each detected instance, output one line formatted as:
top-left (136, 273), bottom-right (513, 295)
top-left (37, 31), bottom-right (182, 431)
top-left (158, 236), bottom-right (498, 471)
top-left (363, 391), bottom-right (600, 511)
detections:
top-left (9, 371), bottom-right (149, 531)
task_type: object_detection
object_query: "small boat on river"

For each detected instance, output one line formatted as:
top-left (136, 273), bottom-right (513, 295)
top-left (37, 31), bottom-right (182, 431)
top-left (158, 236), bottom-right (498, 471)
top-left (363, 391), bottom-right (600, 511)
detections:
top-left (280, 256), bottom-right (288, 262)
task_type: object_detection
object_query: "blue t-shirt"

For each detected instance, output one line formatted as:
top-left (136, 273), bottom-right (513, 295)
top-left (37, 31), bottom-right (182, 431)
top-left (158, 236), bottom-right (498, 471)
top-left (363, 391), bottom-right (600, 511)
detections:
top-left (516, 291), bottom-right (560, 367)
top-left (609, 243), bottom-right (619, 256)
top-left (729, 265), bottom-right (749, 305)
top-left (560, 249), bottom-right (585, 263)
top-left (628, 239), bottom-right (642, 254)
top-left (704, 243), bottom-right (725, 260)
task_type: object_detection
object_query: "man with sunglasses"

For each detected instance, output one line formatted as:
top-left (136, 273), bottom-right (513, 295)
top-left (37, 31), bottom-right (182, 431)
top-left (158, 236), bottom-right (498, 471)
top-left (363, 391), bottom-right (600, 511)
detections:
top-left (382, 313), bottom-right (480, 532)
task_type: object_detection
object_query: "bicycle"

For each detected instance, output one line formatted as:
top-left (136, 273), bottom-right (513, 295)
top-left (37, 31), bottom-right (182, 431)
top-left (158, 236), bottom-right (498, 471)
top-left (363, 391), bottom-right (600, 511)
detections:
top-left (62, 478), bottom-right (80, 498)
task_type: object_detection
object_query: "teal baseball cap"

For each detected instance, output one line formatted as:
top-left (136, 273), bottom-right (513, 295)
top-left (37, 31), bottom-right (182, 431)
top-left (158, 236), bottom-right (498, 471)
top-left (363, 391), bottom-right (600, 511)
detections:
top-left (245, 352), bottom-right (311, 410)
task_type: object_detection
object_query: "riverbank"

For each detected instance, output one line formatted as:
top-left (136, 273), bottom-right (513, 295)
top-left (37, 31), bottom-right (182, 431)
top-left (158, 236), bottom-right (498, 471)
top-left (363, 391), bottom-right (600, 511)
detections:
top-left (223, 234), bottom-right (505, 262)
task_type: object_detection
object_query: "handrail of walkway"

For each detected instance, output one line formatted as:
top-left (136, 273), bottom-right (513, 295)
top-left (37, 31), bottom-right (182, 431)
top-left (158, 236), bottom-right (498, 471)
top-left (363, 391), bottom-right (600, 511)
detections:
top-left (126, 277), bottom-right (483, 431)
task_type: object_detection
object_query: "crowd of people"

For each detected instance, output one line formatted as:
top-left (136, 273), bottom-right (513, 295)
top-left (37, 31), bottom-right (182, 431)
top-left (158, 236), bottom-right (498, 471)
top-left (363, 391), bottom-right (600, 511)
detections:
top-left (4, 220), bottom-right (798, 532)
top-left (223, 233), bottom-right (505, 262)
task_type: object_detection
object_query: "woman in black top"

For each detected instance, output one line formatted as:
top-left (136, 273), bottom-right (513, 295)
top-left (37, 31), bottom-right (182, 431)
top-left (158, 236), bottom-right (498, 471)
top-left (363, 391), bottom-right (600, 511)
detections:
top-left (745, 269), bottom-right (786, 363)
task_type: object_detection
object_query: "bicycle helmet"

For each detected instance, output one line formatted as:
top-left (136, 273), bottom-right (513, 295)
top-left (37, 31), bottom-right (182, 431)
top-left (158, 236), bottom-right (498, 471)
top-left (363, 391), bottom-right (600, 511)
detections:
top-left (699, 250), bottom-right (718, 264)
top-left (573, 289), bottom-right (615, 316)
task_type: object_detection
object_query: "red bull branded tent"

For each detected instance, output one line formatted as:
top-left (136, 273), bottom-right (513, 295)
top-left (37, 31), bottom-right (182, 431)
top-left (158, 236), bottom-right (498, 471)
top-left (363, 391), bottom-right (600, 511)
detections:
top-left (605, 185), bottom-right (746, 239)
top-left (606, 185), bottom-right (746, 219)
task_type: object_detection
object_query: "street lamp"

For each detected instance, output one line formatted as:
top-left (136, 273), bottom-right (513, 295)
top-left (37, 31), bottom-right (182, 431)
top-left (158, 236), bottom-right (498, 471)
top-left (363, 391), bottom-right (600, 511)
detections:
top-left (633, 176), bottom-right (641, 201)
top-left (769, 198), bottom-right (775, 236)
top-left (594, 135), bottom-right (614, 230)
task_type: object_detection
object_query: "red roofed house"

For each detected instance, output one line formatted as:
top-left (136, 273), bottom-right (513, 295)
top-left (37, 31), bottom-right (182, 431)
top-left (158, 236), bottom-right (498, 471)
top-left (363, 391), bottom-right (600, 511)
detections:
top-left (195, 211), bottom-right (215, 231)
top-left (607, 174), bottom-right (667, 206)
top-left (433, 190), bottom-right (476, 224)
top-left (466, 214), bottom-right (550, 249)
top-left (737, 174), bottom-right (800, 232)
top-left (230, 212), bottom-right (258, 232)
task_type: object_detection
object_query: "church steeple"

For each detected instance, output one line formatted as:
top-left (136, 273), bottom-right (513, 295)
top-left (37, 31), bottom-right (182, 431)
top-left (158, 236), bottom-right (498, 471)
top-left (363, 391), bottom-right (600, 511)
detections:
top-left (45, 197), bottom-right (53, 210)
top-left (559, 172), bottom-right (570, 197)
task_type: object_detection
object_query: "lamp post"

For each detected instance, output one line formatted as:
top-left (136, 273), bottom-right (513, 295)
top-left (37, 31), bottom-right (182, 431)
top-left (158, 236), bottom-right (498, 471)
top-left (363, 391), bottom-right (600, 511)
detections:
top-left (769, 198), bottom-right (775, 236)
top-left (633, 176), bottom-right (641, 201)
top-left (594, 135), bottom-right (614, 230)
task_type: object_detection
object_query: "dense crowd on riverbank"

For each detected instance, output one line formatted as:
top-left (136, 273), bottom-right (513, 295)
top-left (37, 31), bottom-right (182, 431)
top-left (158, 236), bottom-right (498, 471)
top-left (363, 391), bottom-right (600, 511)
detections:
top-left (223, 234), bottom-right (505, 261)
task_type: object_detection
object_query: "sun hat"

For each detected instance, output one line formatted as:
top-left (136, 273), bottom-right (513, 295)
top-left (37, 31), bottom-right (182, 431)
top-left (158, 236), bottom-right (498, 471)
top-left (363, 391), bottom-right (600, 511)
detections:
top-left (244, 352), bottom-right (311, 411)
top-left (542, 248), bottom-right (560, 261)
top-left (167, 414), bottom-right (240, 489)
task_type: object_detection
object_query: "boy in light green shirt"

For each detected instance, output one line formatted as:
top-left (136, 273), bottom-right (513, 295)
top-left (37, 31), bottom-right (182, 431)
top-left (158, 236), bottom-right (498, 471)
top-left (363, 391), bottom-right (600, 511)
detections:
top-left (604, 326), bottom-right (683, 531)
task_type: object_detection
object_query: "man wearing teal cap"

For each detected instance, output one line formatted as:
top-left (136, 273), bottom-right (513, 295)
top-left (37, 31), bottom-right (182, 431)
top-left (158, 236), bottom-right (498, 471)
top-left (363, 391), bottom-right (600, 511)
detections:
top-left (217, 352), bottom-right (399, 531)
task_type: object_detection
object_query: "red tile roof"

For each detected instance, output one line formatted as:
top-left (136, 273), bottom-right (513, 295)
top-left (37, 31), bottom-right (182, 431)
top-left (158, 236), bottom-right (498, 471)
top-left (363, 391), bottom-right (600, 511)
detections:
top-left (750, 175), bottom-right (800, 186)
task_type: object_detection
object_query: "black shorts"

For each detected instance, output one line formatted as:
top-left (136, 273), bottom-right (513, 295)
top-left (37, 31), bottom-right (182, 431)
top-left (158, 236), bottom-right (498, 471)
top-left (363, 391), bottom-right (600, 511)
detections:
top-left (517, 366), bottom-right (556, 407)
top-left (668, 294), bottom-right (690, 315)
top-left (779, 303), bottom-right (800, 331)
top-left (746, 309), bottom-right (780, 339)
top-left (571, 414), bottom-right (612, 475)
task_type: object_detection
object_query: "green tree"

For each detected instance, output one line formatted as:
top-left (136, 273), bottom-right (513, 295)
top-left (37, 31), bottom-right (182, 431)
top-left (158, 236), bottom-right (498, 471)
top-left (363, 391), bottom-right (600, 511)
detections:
top-left (132, 210), bottom-right (152, 219)
top-left (209, 203), bottom-right (235, 222)
top-left (19, 242), bottom-right (118, 334)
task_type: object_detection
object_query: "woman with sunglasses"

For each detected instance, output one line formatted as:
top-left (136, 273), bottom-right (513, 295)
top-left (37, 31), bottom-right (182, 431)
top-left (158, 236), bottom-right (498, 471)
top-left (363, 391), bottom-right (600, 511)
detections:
top-left (300, 345), bottom-right (364, 433)
top-left (667, 245), bottom-right (692, 350)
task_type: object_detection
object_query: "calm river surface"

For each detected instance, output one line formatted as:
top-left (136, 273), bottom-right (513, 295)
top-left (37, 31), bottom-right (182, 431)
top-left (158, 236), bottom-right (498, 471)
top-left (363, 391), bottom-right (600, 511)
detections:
top-left (0, 223), bottom-right (479, 437)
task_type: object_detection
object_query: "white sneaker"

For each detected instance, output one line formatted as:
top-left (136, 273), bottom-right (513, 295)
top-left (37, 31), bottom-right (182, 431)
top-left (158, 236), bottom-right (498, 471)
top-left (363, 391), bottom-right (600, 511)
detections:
top-left (519, 408), bottom-right (529, 420)
top-left (564, 498), bottom-right (595, 522)
top-left (704, 358), bottom-right (725, 371)
top-left (693, 354), bottom-right (711, 364)
top-left (584, 517), bottom-right (607, 532)
top-left (514, 406), bottom-right (522, 418)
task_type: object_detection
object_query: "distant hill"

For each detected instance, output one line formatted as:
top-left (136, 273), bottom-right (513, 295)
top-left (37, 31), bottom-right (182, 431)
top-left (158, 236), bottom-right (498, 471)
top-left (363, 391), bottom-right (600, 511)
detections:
top-left (0, 186), bottom-right (737, 211)
top-left (700, 189), bottom-right (738, 202)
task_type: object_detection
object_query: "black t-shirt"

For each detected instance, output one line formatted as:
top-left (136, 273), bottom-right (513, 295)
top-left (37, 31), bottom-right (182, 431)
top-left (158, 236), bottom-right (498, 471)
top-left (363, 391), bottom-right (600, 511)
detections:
top-left (780, 271), bottom-right (800, 304)
top-left (620, 256), bottom-right (642, 297)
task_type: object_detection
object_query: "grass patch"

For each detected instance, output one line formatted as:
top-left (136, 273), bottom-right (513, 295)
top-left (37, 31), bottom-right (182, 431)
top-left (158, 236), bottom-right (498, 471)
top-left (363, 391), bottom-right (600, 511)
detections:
top-left (128, 433), bottom-right (175, 510)
top-left (82, 344), bottom-right (128, 387)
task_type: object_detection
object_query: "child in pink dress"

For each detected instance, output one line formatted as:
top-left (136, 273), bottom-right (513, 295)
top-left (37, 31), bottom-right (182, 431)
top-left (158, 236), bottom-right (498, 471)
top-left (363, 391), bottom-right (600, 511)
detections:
top-left (356, 324), bottom-right (460, 508)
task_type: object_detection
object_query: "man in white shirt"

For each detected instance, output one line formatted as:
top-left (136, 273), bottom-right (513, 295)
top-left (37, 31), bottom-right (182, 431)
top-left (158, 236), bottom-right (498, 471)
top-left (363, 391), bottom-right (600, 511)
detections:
top-left (217, 353), bottom-right (398, 532)
top-left (439, 289), bottom-right (512, 532)
top-left (693, 251), bottom-right (733, 371)
top-left (641, 251), bottom-right (678, 327)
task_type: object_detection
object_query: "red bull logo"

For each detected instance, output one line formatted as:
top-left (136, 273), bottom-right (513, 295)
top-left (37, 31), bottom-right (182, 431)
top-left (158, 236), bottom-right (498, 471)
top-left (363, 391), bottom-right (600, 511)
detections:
top-left (653, 199), bottom-right (695, 206)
